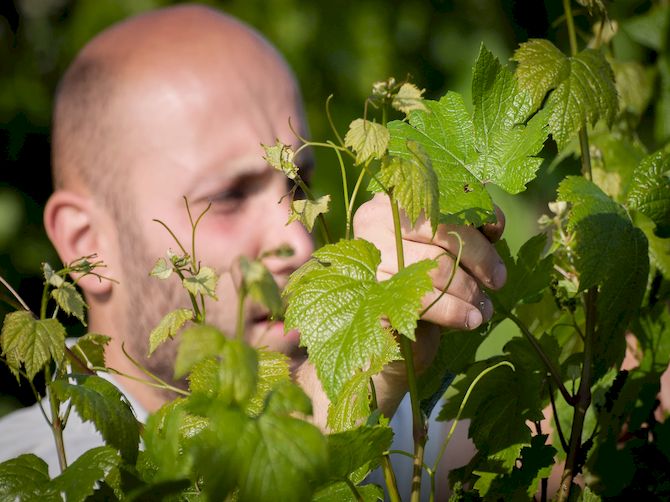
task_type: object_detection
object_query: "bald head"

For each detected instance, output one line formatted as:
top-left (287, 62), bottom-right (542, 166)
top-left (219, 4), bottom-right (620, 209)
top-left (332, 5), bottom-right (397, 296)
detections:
top-left (52, 4), bottom-right (302, 206)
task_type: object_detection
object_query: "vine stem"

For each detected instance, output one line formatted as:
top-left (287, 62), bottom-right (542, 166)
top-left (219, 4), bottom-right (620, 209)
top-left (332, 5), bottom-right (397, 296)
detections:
top-left (0, 274), bottom-right (32, 312)
top-left (558, 287), bottom-right (596, 501)
top-left (45, 365), bottom-right (68, 473)
top-left (390, 197), bottom-right (426, 502)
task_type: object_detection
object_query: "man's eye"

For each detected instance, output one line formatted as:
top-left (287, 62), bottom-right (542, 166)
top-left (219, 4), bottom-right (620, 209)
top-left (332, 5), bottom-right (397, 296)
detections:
top-left (208, 188), bottom-right (247, 212)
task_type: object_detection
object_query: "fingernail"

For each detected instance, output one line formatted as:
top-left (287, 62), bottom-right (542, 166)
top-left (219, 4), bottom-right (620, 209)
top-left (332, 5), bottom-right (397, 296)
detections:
top-left (466, 309), bottom-right (483, 330)
top-left (492, 262), bottom-right (507, 289)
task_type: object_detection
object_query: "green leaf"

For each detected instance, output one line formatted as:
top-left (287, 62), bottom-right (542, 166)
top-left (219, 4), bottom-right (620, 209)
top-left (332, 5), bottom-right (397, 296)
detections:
top-left (174, 324), bottom-right (225, 379)
top-left (621, 4), bottom-right (670, 51)
top-left (512, 39), bottom-right (571, 113)
top-left (388, 46), bottom-right (547, 226)
top-left (70, 333), bottom-right (110, 370)
top-left (149, 257), bottom-right (173, 280)
top-left (626, 150), bottom-right (670, 237)
top-left (51, 446), bottom-right (120, 502)
top-left (547, 50), bottom-right (617, 149)
top-left (313, 481), bottom-right (383, 502)
top-left (51, 282), bottom-right (88, 325)
top-left (1, 311), bottom-right (65, 380)
top-left (51, 375), bottom-right (140, 463)
top-left (391, 82), bottom-right (426, 115)
top-left (262, 140), bottom-right (299, 180)
top-left (344, 119), bottom-right (389, 165)
top-left (288, 194), bottom-right (331, 233)
top-left (632, 211), bottom-right (670, 279)
top-left (0, 454), bottom-right (57, 502)
top-left (197, 405), bottom-right (328, 502)
top-left (558, 176), bottom-right (625, 229)
top-left (263, 380), bottom-right (313, 416)
top-left (574, 213), bottom-right (649, 371)
top-left (377, 141), bottom-right (439, 233)
top-left (148, 308), bottom-right (193, 356)
top-left (240, 257), bottom-right (283, 318)
top-left (610, 59), bottom-right (654, 118)
top-left (284, 239), bottom-right (435, 399)
top-left (218, 339), bottom-right (258, 406)
top-left (247, 348), bottom-right (291, 416)
top-left (490, 235), bottom-right (553, 313)
top-left (326, 425), bottom-right (393, 480)
top-left (182, 266), bottom-right (218, 300)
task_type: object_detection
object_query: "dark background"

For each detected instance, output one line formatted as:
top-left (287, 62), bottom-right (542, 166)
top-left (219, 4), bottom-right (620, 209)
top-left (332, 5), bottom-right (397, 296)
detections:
top-left (0, 0), bottom-right (659, 414)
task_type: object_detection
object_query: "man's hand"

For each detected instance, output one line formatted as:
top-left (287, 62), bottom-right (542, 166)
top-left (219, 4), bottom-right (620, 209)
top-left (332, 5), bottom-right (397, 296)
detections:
top-left (353, 193), bottom-right (507, 416)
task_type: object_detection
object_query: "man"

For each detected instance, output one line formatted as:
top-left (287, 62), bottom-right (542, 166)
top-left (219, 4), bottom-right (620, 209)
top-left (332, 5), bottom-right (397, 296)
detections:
top-left (0, 3), bottom-right (505, 480)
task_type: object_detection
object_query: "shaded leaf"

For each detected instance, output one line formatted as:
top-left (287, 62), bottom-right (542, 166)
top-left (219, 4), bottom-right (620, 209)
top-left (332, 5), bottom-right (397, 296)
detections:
top-left (0, 454), bottom-right (57, 501)
top-left (288, 194), bottom-right (331, 233)
top-left (344, 119), bottom-right (389, 165)
top-left (313, 481), bottom-right (383, 502)
top-left (240, 256), bottom-right (283, 318)
top-left (183, 266), bottom-right (218, 300)
top-left (284, 239), bottom-right (435, 399)
top-left (1, 311), bottom-right (65, 380)
top-left (70, 333), bottom-right (110, 370)
top-left (51, 375), bottom-right (140, 463)
top-left (148, 308), bottom-right (193, 356)
top-left (558, 176), bottom-right (624, 229)
top-left (327, 425), bottom-right (393, 480)
top-left (51, 446), bottom-right (120, 502)
top-left (174, 324), bottom-right (225, 379)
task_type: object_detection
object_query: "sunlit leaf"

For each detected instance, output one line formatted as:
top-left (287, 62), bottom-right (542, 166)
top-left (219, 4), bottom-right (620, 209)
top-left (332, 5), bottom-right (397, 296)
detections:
top-left (148, 308), bottom-right (193, 356)
top-left (284, 239), bottom-right (435, 399)
top-left (149, 257), bottom-right (173, 280)
top-left (344, 119), bottom-right (389, 165)
top-left (173, 324), bottom-right (225, 379)
top-left (391, 82), bottom-right (426, 114)
top-left (263, 140), bottom-right (299, 180)
top-left (1, 311), bottom-right (65, 380)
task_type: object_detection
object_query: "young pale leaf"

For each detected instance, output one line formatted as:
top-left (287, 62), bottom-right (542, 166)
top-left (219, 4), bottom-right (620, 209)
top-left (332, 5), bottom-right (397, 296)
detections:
top-left (626, 150), bottom-right (670, 237)
top-left (377, 141), bottom-right (439, 234)
top-left (183, 266), bottom-right (218, 300)
top-left (240, 257), bottom-right (283, 318)
top-left (512, 39), bottom-right (571, 113)
top-left (391, 82), bottom-right (427, 114)
top-left (42, 262), bottom-right (64, 288)
top-left (51, 282), bottom-right (88, 325)
top-left (150, 257), bottom-right (173, 280)
top-left (284, 239), bottom-right (435, 399)
top-left (288, 194), bottom-right (331, 233)
top-left (344, 119), bottom-right (389, 165)
top-left (148, 308), bottom-right (193, 356)
top-left (490, 235), bottom-right (553, 314)
top-left (262, 140), bottom-right (299, 179)
top-left (326, 425), bottom-right (393, 480)
top-left (51, 446), bottom-right (120, 502)
top-left (173, 324), bottom-right (225, 379)
top-left (0, 454), bottom-right (57, 501)
top-left (70, 333), bottom-right (110, 370)
top-left (0, 311), bottom-right (65, 380)
top-left (389, 46), bottom-right (548, 226)
top-left (51, 375), bottom-right (140, 463)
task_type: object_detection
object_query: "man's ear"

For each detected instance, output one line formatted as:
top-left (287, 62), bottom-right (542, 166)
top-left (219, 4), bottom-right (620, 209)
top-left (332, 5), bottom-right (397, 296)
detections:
top-left (44, 190), bottom-right (114, 295)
